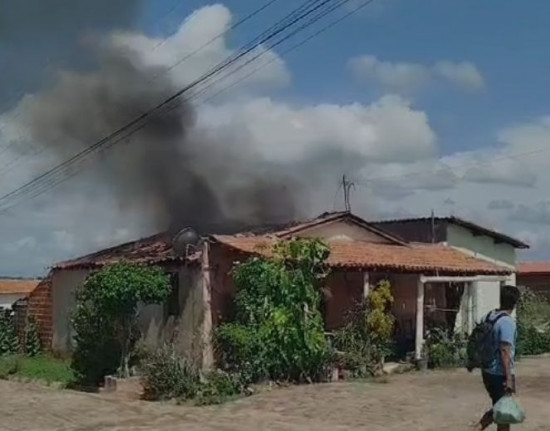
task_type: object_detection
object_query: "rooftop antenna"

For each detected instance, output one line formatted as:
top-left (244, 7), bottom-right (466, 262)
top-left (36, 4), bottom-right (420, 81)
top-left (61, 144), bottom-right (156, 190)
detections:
top-left (342, 175), bottom-right (356, 212)
top-left (431, 209), bottom-right (435, 244)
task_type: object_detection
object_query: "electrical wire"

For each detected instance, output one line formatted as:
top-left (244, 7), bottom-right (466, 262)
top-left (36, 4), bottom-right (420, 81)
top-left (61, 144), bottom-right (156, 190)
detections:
top-left (0, 0), bottom-right (352, 212)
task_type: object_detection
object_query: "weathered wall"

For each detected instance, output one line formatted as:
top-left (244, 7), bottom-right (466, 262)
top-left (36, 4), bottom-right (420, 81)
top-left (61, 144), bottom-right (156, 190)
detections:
top-left (297, 220), bottom-right (395, 243)
top-left (51, 268), bottom-right (89, 352)
top-left (517, 274), bottom-right (550, 300)
top-left (49, 264), bottom-right (205, 361)
top-left (323, 270), bottom-right (363, 330)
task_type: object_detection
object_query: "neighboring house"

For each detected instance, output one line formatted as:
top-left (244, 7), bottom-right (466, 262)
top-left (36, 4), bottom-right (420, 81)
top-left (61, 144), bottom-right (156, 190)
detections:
top-left (372, 216), bottom-right (528, 325)
top-left (517, 262), bottom-right (550, 300)
top-left (24, 212), bottom-right (513, 366)
top-left (0, 279), bottom-right (39, 310)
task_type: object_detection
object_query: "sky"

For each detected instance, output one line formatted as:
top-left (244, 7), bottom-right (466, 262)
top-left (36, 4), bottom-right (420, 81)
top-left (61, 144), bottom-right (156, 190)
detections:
top-left (1, 0), bottom-right (550, 276)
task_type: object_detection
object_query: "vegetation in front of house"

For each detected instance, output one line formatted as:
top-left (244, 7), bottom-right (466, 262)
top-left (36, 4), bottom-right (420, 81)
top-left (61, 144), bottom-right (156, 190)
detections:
top-left (215, 238), bottom-right (332, 384)
top-left (0, 309), bottom-right (19, 356)
top-left (332, 280), bottom-right (395, 378)
top-left (0, 355), bottom-right (74, 386)
top-left (425, 327), bottom-right (467, 369)
top-left (24, 317), bottom-right (41, 357)
top-left (141, 346), bottom-right (246, 405)
top-left (71, 262), bottom-right (172, 386)
top-left (517, 288), bottom-right (550, 356)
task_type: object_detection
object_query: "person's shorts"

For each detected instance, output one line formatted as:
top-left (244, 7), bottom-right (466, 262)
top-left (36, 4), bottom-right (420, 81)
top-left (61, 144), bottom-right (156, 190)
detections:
top-left (482, 371), bottom-right (516, 405)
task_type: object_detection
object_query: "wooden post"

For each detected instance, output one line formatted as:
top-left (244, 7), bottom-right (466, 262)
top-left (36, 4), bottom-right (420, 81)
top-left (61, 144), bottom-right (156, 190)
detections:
top-left (201, 241), bottom-right (214, 369)
top-left (415, 278), bottom-right (425, 360)
top-left (363, 272), bottom-right (370, 299)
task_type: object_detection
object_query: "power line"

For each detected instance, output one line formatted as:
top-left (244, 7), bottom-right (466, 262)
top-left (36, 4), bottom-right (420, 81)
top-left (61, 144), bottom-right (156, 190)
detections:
top-left (0, 0), bottom-right (283, 153)
top-left (0, 0), bottom-right (355, 213)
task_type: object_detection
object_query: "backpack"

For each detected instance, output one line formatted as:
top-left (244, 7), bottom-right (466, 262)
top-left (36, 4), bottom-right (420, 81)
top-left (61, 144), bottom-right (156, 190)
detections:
top-left (466, 311), bottom-right (507, 372)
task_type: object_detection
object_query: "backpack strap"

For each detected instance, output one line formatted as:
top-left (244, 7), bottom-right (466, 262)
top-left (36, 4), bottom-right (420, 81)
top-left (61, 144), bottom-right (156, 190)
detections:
top-left (485, 310), bottom-right (508, 325)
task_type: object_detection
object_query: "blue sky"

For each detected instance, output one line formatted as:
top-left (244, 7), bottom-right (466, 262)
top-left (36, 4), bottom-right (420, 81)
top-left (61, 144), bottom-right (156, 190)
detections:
top-left (2, 0), bottom-right (550, 275)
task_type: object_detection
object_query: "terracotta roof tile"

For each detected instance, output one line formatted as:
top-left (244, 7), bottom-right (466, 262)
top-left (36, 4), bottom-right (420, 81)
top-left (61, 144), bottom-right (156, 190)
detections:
top-left (518, 262), bottom-right (550, 275)
top-left (54, 233), bottom-right (200, 270)
top-left (212, 235), bottom-right (511, 275)
top-left (0, 279), bottom-right (40, 294)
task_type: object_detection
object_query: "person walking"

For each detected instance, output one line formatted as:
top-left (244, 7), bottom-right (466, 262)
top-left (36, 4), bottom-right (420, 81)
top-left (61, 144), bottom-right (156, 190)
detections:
top-left (474, 284), bottom-right (521, 431)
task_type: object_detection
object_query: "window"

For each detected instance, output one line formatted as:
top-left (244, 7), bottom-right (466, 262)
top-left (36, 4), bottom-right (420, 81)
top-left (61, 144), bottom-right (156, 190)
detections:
top-left (165, 273), bottom-right (180, 318)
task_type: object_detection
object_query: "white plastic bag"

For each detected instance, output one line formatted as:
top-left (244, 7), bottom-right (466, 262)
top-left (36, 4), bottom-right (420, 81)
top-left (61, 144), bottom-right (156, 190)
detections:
top-left (493, 395), bottom-right (526, 425)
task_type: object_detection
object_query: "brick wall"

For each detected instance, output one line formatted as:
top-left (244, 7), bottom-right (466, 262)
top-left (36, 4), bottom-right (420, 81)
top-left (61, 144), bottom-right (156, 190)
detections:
top-left (26, 274), bottom-right (53, 348)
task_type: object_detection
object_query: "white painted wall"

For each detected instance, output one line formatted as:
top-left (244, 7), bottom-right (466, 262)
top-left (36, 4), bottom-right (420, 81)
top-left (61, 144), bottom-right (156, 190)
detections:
top-left (451, 246), bottom-right (516, 324)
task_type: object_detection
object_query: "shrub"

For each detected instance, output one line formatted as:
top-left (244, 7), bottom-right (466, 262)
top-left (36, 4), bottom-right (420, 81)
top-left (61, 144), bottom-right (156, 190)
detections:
top-left (517, 288), bottom-right (550, 356)
top-left (216, 238), bottom-right (332, 384)
top-left (332, 280), bottom-right (395, 378)
top-left (0, 310), bottom-right (19, 356)
top-left (141, 346), bottom-right (247, 405)
top-left (141, 346), bottom-right (200, 401)
top-left (24, 317), bottom-right (41, 357)
top-left (425, 327), bottom-right (467, 369)
top-left (71, 262), bottom-right (172, 386)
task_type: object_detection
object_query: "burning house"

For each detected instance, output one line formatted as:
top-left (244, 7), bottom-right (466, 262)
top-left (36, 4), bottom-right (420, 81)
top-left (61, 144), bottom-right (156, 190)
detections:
top-left (24, 211), bottom-right (517, 367)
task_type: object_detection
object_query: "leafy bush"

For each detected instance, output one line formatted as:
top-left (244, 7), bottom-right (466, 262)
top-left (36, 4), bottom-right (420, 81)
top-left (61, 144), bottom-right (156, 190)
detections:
top-left (332, 280), bottom-right (395, 378)
top-left (0, 355), bottom-right (74, 385)
top-left (517, 288), bottom-right (550, 356)
top-left (0, 309), bottom-right (19, 356)
top-left (141, 346), bottom-right (200, 401)
top-left (71, 262), bottom-right (172, 386)
top-left (24, 317), bottom-right (41, 357)
top-left (215, 238), bottom-right (332, 384)
top-left (141, 347), bottom-right (246, 405)
top-left (425, 327), bottom-right (467, 369)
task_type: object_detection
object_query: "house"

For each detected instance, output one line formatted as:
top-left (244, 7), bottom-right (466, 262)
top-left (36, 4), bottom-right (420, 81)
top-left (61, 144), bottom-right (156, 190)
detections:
top-left (372, 216), bottom-right (528, 325)
top-left (0, 279), bottom-right (39, 310)
top-left (517, 262), bottom-right (550, 300)
top-left (24, 212), bottom-right (514, 367)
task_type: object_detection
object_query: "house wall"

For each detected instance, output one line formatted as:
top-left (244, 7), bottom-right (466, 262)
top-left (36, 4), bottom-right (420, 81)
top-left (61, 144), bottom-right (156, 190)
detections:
top-left (48, 264), bottom-right (205, 363)
top-left (323, 270), bottom-right (363, 330)
top-left (26, 277), bottom-right (53, 348)
top-left (297, 220), bottom-right (395, 243)
top-left (517, 274), bottom-right (550, 300)
top-left (446, 224), bottom-right (516, 323)
top-left (372, 220), bottom-right (447, 244)
top-left (446, 224), bottom-right (516, 266)
top-left (0, 293), bottom-right (25, 309)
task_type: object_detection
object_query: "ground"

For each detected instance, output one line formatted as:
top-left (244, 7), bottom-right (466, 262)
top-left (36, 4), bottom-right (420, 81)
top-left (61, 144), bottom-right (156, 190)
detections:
top-left (1, 358), bottom-right (549, 431)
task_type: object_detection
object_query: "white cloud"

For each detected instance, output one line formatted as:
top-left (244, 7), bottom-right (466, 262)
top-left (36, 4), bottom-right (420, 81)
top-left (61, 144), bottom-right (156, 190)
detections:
top-left (348, 55), bottom-right (430, 93)
top-left (348, 55), bottom-right (485, 93)
top-left (433, 61), bottom-right (485, 91)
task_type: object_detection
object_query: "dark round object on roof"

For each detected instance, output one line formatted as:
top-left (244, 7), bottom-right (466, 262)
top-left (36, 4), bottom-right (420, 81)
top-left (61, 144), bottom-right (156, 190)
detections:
top-left (172, 227), bottom-right (200, 256)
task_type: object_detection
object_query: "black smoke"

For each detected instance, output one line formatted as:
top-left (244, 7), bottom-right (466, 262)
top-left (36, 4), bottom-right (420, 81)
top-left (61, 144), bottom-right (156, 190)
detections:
top-left (13, 33), bottom-right (302, 233)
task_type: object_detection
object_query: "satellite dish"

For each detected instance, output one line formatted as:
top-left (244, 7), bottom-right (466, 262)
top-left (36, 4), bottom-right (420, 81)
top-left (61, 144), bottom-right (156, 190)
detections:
top-left (172, 227), bottom-right (200, 257)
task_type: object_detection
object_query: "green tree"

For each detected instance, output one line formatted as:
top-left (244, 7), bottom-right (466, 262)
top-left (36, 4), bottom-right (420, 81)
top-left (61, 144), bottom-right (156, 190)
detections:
top-left (72, 262), bottom-right (171, 384)
top-left (216, 238), bottom-right (331, 383)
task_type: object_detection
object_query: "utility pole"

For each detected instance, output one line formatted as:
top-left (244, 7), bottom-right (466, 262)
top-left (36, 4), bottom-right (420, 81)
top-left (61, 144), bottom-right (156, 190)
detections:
top-left (342, 175), bottom-right (355, 212)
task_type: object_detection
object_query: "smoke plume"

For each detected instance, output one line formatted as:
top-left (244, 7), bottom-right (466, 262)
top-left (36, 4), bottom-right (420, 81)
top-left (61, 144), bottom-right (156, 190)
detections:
top-left (14, 34), bottom-right (302, 233)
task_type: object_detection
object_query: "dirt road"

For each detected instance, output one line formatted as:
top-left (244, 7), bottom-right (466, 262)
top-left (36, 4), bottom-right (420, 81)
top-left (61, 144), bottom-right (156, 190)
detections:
top-left (1, 357), bottom-right (549, 431)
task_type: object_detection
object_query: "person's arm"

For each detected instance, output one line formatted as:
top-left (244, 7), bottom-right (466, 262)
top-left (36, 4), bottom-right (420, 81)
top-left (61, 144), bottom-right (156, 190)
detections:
top-left (498, 318), bottom-right (516, 393)
top-left (499, 343), bottom-right (514, 392)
